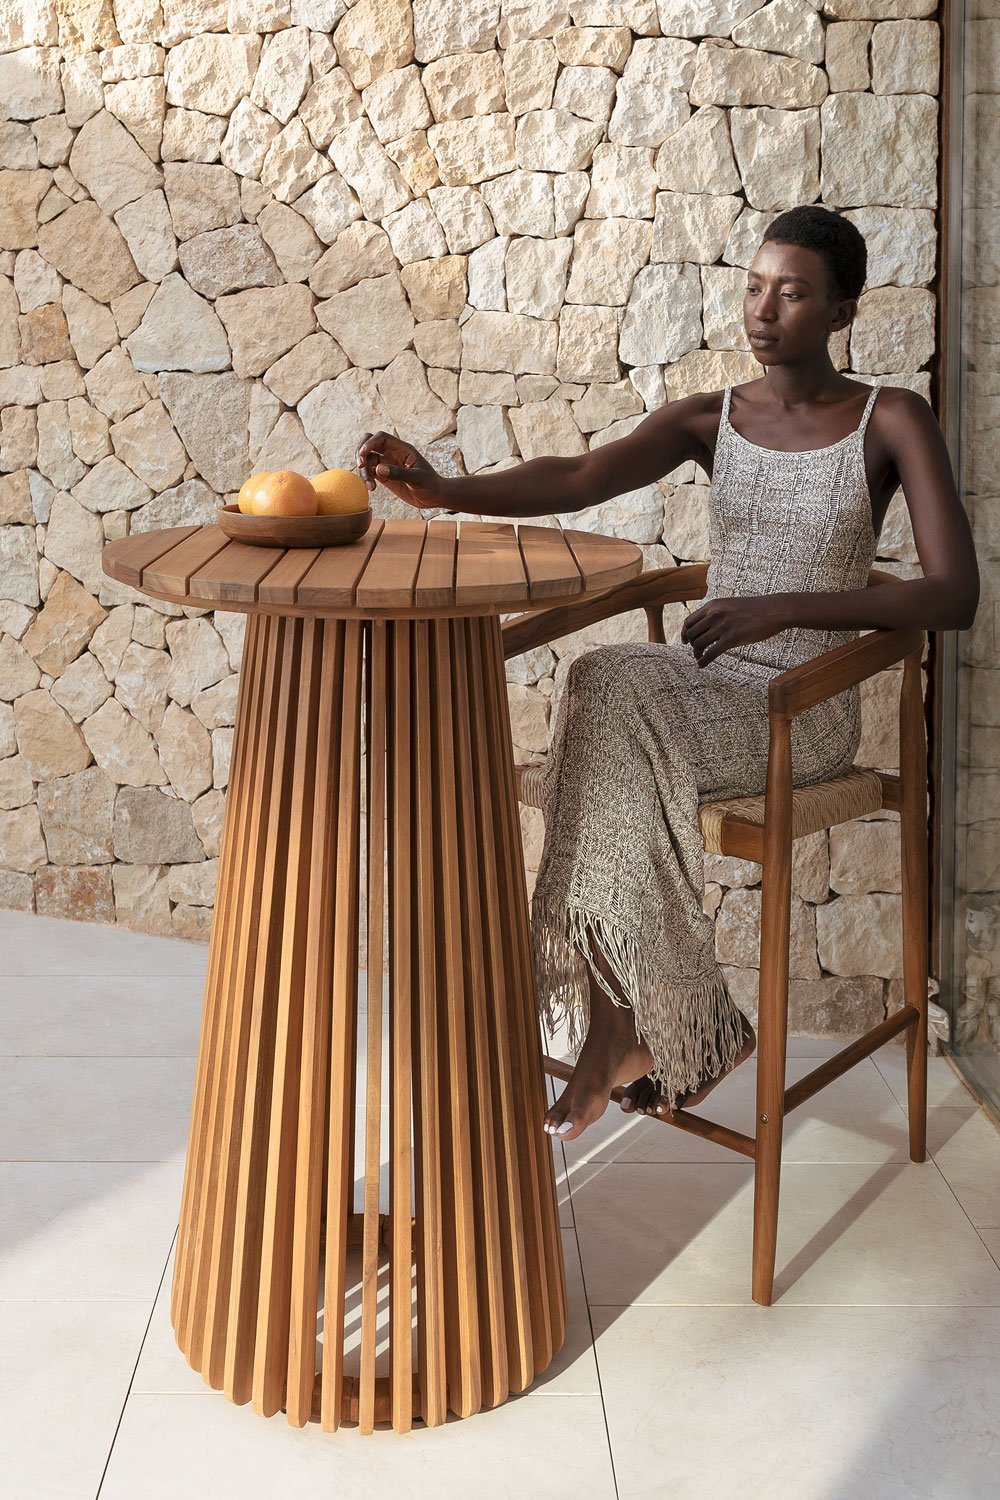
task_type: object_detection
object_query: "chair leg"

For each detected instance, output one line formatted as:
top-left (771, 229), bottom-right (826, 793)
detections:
top-left (900, 651), bottom-right (929, 1163)
top-left (752, 726), bottom-right (793, 1307)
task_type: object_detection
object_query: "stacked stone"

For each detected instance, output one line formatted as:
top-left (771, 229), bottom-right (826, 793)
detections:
top-left (0, 0), bottom-right (937, 1028)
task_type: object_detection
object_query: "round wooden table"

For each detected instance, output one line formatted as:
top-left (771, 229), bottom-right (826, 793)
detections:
top-left (103, 516), bottom-right (643, 1433)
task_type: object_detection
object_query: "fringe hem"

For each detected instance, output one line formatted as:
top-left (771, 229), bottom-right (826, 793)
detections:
top-left (531, 892), bottom-right (747, 1111)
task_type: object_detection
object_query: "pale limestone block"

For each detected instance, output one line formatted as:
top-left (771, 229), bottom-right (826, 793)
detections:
top-left (654, 104), bottom-right (740, 195)
top-left (691, 42), bottom-right (827, 108)
top-left (0, 120), bottom-right (39, 169)
top-left (22, 569), bottom-right (105, 675)
top-left (263, 332), bottom-right (348, 405)
top-left (825, 21), bottom-right (873, 90)
top-left (627, 363), bottom-right (665, 411)
top-left (298, 67), bottom-right (363, 152)
top-left (157, 370), bottom-right (252, 492)
top-left (42, 492), bottom-right (103, 593)
top-left (412, 0), bottom-right (499, 64)
top-left (164, 32), bottom-right (261, 115)
top-left (37, 183), bottom-right (72, 223)
top-left (461, 308), bottom-right (557, 375)
top-left (652, 0), bottom-right (769, 36)
top-left (730, 105), bottom-right (820, 211)
top-left (35, 399), bottom-right (84, 490)
top-left (191, 787), bottom-right (225, 857)
top-left (0, 0), bottom-right (57, 49)
top-left (213, 610), bottom-right (244, 671)
top-left (328, 116), bottom-right (409, 217)
top-left (553, 24), bottom-right (631, 69)
top-left (261, 118), bottom-right (333, 205)
top-left (0, 45), bottom-right (61, 120)
top-left (722, 204), bottom-right (772, 268)
top-left (32, 112), bottom-right (73, 169)
top-left (384, 128), bottom-right (441, 196)
top-left (68, 397), bottom-right (113, 466)
top-left (167, 859), bottom-right (218, 906)
top-left (291, 0), bottom-right (347, 25)
top-left (0, 472), bottom-right (33, 524)
top-left (112, 861), bottom-right (171, 934)
top-left (701, 264), bottom-right (747, 349)
top-left (421, 51), bottom-right (504, 122)
top-left (508, 395), bottom-right (586, 461)
top-left (502, 38), bottom-right (558, 114)
top-left (871, 18), bottom-right (940, 95)
top-left (660, 481), bottom-right (711, 558)
top-left (163, 162), bottom-right (240, 240)
top-left (103, 76), bottom-right (164, 162)
top-left (619, 261), bottom-right (702, 366)
top-left (374, 350), bottom-right (453, 446)
top-left (428, 114), bottom-right (517, 186)
top-left (333, 0), bottom-right (414, 88)
top-left (0, 168), bottom-right (51, 251)
top-left (315, 272), bottom-right (412, 369)
top-left (480, 170), bottom-right (555, 237)
top-left (552, 64), bottom-right (617, 126)
top-left (0, 634), bottom-right (41, 699)
top-left (0, 522), bottom-right (38, 606)
top-left (40, 361), bottom-right (85, 401)
top-left (499, 0), bottom-right (569, 44)
top-left (515, 374), bottom-right (560, 402)
top-left (822, 0), bottom-right (934, 15)
top-left (515, 107), bottom-right (603, 172)
top-left (506, 235), bottom-right (572, 319)
top-left (212, 726), bottom-right (232, 787)
top-left (585, 143), bottom-right (656, 219)
top-left (843, 206), bottom-right (935, 288)
top-left (0, 699), bottom-right (13, 752)
top-left (164, 616), bottom-right (229, 708)
top-left (298, 367), bottom-right (395, 472)
top-left (113, 191), bottom-right (177, 284)
top-left (14, 686), bottom-right (91, 779)
top-left (565, 217), bottom-right (652, 307)
top-left (571, 0), bottom-right (658, 26)
top-left (821, 92), bottom-right (938, 209)
top-left (507, 682), bottom-right (550, 759)
top-left (155, 700), bottom-right (213, 802)
top-left (293, 171), bottom-right (364, 244)
top-left (250, 26), bottom-right (311, 124)
top-left (101, 39), bottom-right (162, 75)
top-left (125, 273), bottom-right (230, 374)
top-left (652, 190), bottom-right (741, 263)
top-left (251, 409), bottom-right (322, 474)
top-left (37, 200), bottom-right (140, 302)
top-left (0, 406), bottom-right (37, 470)
top-left (362, 63), bottom-right (434, 141)
top-left (426, 366), bottom-right (458, 405)
top-left (191, 675), bottom-right (238, 730)
top-left (506, 642), bottom-right (557, 686)
top-left (381, 197), bottom-right (448, 263)
top-left (456, 403), bottom-right (516, 471)
top-left (178, 224), bottom-right (282, 300)
top-left (35, 765), bottom-right (113, 864)
top-left (252, 201), bottom-right (322, 286)
top-left (113, 642), bottom-right (170, 733)
top-left (309, 221), bottom-right (395, 297)
top-left (130, 479), bottom-right (220, 532)
top-left (107, 401), bottom-right (184, 492)
top-left (400, 256), bottom-right (468, 320)
top-left (458, 369), bottom-right (517, 404)
top-left (19, 299), bottom-right (73, 363)
top-left (0, 805), bottom-right (46, 873)
top-left (248, 380), bottom-right (281, 458)
top-left (220, 99), bottom-right (281, 178)
top-left (609, 80), bottom-right (690, 147)
top-left (216, 282), bottom-right (315, 378)
top-left (830, 815), bottom-right (901, 895)
top-left (816, 891), bottom-right (903, 978)
top-left (13, 248), bottom-right (58, 311)
top-left (61, 51), bottom-right (102, 128)
top-left (732, 0), bottom-right (824, 63)
top-left (556, 303), bottom-right (621, 382)
top-left (790, 829), bottom-right (831, 905)
top-left (113, 785), bottom-right (201, 863)
top-left (427, 184), bottom-right (495, 253)
top-left (716, 884), bottom-right (820, 977)
top-left (571, 481), bottom-right (663, 543)
top-left (850, 286), bottom-right (935, 373)
top-left (160, 108), bottom-right (226, 164)
top-left (88, 605), bottom-right (134, 679)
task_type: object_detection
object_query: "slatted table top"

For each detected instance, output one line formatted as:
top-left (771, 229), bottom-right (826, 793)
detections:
top-left (102, 517), bottom-right (643, 618)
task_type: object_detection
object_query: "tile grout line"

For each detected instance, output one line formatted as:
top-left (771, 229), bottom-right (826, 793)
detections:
top-left (94, 1225), bottom-right (178, 1500)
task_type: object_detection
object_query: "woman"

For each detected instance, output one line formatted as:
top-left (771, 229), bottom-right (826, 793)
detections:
top-left (356, 204), bottom-right (979, 1143)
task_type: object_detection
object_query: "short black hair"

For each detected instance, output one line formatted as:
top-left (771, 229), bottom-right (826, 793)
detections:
top-left (760, 205), bottom-right (867, 303)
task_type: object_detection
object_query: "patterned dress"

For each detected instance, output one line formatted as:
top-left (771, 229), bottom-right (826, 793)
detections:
top-left (530, 381), bottom-right (882, 1110)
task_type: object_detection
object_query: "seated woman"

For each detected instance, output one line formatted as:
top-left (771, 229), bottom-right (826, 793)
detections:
top-left (355, 204), bottom-right (979, 1143)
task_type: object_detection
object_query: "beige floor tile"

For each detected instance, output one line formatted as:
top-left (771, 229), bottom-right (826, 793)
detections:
top-left (0, 1160), bottom-right (180, 1300)
top-left (100, 1390), bottom-right (617, 1498)
top-left (571, 1158), bottom-right (1000, 1306)
top-left (874, 1046), bottom-right (979, 1109)
top-left (0, 1299), bottom-right (151, 1500)
top-left (591, 1303), bottom-right (1000, 1500)
top-left (561, 1056), bottom-right (911, 1167)
top-left (0, 976), bottom-right (205, 1058)
top-left (981, 1226), bottom-right (1000, 1268)
top-left (0, 909), bottom-right (208, 977)
top-left (926, 1106), bottom-right (1000, 1229)
top-left (0, 1056), bottom-right (194, 1162)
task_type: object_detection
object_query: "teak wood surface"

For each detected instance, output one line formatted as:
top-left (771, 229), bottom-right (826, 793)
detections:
top-left (104, 519), bottom-right (642, 1434)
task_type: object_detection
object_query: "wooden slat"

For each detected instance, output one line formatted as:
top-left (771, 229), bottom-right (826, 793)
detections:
top-left (413, 520), bottom-right (457, 609)
top-left (257, 547), bottom-right (321, 607)
top-left (454, 522), bottom-right (528, 607)
top-left (188, 541), bottom-right (286, 604)
top-left (103, 526), bottom-right (199, 587)
top-left (141, 525), bottom-right (231, 596)
top-left (295, 520), bottom-right (385, 610)
top-left (561, 528), bottom-right (643, 595)
top-left (354, 519), bottom-right (428, 610)
top-left (517, 525), bottom-right (583, 602)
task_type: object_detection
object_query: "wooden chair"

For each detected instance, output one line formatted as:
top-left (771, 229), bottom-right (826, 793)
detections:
top-left (502, 561), bottom-right (929, 1307)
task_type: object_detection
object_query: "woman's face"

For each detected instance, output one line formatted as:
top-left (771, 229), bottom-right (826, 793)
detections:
top-left (743, 239), bottom-right (855, 364)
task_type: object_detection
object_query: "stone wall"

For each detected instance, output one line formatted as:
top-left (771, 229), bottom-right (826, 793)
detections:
top-left (0, 0), bottom-right (938, 1032)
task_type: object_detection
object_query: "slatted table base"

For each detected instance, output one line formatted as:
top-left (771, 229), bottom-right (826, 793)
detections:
top-left (170, 610), bottom-right (566, 1433)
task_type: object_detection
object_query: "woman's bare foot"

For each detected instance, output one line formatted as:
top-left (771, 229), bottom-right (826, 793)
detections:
top-left (619, 1012), bottom-right (757, 1118)
top-left (543, 936), bottom-right (654, 1143)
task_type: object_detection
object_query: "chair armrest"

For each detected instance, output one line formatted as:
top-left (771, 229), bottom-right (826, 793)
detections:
top-left (502, 561), bottom-right (709, 661)
top-left (768, 624), bottom-right (925, 719)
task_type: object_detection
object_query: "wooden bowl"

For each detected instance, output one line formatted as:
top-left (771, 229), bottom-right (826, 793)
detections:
top-left (218, 503), bottom-right (373, 549)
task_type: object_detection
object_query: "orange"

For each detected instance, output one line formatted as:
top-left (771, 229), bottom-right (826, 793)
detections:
top-left (237, 472), bottom-right (270, 514)
top-left (243, 470), bottom-right (317, 517)
top-left (310, 468), bottom-right (370, 516)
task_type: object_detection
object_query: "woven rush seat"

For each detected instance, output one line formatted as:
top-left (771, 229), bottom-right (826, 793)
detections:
top-left (515, 759), bottom-right (885, 854)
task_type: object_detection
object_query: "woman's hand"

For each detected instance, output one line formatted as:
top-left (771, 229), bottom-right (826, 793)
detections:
top-left (681, 594), bottom-right (793, 668)
top-left (355, 431), bottom-right (445, 511)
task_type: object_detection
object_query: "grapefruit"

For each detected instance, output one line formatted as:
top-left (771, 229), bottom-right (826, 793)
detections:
top-left (243, 470), bottom-right (318, 517)
top-left (310, 468), bottom-right (370, 516)
top-left (237, 472), bottom-right (270, 514)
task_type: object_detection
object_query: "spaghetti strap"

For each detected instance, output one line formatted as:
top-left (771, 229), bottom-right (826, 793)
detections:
top-left (855, 384), bottom-right (879, 442)
top-left (721, 385), bottom-right (733, 423)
